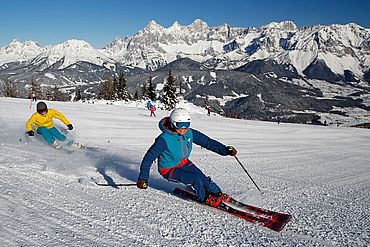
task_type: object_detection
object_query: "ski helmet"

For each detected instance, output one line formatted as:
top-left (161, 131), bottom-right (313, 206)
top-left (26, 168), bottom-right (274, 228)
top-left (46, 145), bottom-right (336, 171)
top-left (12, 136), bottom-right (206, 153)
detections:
top-left (170, 108), bottom-right (191, 129)
top-left (37, 102), bottom-right (48, 114)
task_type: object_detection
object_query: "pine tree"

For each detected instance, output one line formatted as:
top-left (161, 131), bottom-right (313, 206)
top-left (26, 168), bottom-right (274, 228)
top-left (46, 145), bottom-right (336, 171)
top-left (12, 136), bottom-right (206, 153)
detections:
top-left (28, 78), bottom-right (40, 99)
top-left (147, 76), bottom-right (156, 101)
top-left (134, 90), bottom-right (139, 100)
top-left (179, 79), bottom-right (183, 96)
top-left (112, 76), bottom-right (119, 100)
top-left (45, 87), bottom-right (52, 101)
top-left (111, 72), bottom-right (129, 100)
top-left (162, 69), bottom-right (178, 110)
top-left (205, 95), bottom-right (210, 107)
top-left (117, 71), bottom-right (129, 100)
top-left (1, 79), bottom-right (18, 97)
top-left (51, 85), bottom-right (66, 101)
top-left (75, 87), bottom-right (82, 101)
top-left (141, 82), bottom-right (149, 100)
top-left (99, 78), bottom-right (114, 100)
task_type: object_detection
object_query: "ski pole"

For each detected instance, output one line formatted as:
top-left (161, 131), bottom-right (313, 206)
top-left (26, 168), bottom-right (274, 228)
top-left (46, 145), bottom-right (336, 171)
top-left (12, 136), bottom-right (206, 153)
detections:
top-left (234, 156), bottom-right (263, 195)
top-left (94, 182), bottom-right (137, 187)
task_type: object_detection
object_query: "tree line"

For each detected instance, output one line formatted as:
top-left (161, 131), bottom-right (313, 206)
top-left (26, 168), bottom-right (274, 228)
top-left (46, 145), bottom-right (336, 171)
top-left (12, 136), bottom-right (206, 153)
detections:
top-left (1, 69), bottom-right (180, 110)
top-left (0, 78), bottom-right (67, 101)
top-left (98, 69), bottom-right (178, 110)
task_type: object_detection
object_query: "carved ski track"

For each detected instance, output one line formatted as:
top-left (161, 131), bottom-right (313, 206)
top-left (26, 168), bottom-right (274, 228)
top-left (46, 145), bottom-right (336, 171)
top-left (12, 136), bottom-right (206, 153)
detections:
top-left (0, 181), bottom-right (121, 246)
top-left (1, 98), bottom-right (370, 246)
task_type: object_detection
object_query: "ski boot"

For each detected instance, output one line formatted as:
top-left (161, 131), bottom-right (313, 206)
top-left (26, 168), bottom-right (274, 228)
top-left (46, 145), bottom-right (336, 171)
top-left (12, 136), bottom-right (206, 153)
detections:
top-left (71, 142), bottom-right (82, 149)
top-left (205, 192), bottom-right (231, 207)
top-left (66, 139), bottom-right (82, 148)
top-left (52, 141), bottom-right (61, 149)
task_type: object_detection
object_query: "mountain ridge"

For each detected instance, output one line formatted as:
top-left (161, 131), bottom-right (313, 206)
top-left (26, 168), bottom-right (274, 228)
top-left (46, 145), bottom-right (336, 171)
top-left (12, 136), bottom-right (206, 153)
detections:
top-left (1, 19), bottom-right (370, 126)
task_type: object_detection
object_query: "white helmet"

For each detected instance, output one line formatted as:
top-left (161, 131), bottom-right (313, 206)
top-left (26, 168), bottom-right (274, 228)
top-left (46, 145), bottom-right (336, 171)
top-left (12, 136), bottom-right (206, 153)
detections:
top-left (170, 108), bottom-right (191, 129)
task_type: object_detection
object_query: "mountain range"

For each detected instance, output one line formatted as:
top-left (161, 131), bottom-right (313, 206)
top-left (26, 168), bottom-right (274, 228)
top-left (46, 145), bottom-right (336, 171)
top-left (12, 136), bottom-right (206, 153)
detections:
top-left (0, 19), bottom-right (370, 126)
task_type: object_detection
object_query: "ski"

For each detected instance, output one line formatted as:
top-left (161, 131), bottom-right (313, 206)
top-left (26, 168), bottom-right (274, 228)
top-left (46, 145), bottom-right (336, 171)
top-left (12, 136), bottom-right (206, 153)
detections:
top-left (81, 146), bottom-right (104, 152)
top-left (225, 197), bottom-right (292, 223)
top-left (57, 144), bottom-right (104, 154)
top-left (173, 188), bottom-right (292, 232)
top-left (53, 146), bottom-right (75, 154)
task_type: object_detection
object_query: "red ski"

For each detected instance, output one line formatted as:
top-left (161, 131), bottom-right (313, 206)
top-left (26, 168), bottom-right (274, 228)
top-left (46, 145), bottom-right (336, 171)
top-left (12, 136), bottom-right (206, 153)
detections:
top-left (173, 188), bottom-right (292, 232)
top-left (225, 197), bottom-right (292, 223)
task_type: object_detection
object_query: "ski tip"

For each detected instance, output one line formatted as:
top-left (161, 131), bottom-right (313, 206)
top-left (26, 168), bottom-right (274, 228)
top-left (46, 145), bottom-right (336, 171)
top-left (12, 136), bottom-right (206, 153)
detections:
top-left (266, 215), bottom-right (292, 232)
top-left (273, 213), bottom-right (293, 223)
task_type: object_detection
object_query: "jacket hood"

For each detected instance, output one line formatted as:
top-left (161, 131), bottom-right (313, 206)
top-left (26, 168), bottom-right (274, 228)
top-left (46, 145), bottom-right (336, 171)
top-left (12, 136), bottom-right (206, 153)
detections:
top-left (159, 117), bottom-right (175, 135)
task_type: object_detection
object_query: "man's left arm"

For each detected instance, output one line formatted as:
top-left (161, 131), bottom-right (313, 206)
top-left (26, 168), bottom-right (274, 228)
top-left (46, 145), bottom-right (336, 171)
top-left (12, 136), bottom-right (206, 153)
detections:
top-left (52, 109), bottom-right (71, 126)
top-left (192, 129), bottom-right (229, 156)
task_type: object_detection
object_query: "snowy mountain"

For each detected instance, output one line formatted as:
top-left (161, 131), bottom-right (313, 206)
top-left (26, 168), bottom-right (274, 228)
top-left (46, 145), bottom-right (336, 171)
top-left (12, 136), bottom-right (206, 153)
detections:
top-left (282, 23), bottom-right (370, 78)
top-left (103, 20), bottom-right (370, 79)
top-left (1, 20), bottom-right (369, 76)
top-left (0, 20), bottom-right (370, 126)
top-left (31, 39), bottom-right (117, 70)
top-left (0, 38), bottom-right (44, 66)
top-left (1, 97), bottom-right (370, 246)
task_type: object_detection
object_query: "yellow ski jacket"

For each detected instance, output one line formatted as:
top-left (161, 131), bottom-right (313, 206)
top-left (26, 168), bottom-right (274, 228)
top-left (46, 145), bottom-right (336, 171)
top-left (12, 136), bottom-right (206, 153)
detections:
top-left (26, 109), bottom-right (71, 131)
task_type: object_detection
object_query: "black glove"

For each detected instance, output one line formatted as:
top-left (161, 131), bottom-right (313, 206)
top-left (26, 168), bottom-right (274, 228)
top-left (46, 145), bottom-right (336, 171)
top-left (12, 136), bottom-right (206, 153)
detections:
top-left (227, 146), bottom-right (237, 156)
top-left (67, 124), bottom-right (73, 130)
top-left (27, 130), bottom-right (34, 136)
top-left (137, 179), bottom-right (148, 189)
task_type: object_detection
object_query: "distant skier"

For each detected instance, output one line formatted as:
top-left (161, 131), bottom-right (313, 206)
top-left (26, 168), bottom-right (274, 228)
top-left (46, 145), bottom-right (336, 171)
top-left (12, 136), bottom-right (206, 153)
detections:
top-left (32, 92), bottom-right (37, 101)
top-left (149, 104), bottom-right (156, 117)
top-left (26, 102), bottom-right (75, 149)
top-left (277, 116), bottom-right (283, 124)
top-left (137, 108), bottom-right (237, 207)
top-left (146, 100), bottom-right (152, 110)
top-left (207, 106), bottom-right (211, 116)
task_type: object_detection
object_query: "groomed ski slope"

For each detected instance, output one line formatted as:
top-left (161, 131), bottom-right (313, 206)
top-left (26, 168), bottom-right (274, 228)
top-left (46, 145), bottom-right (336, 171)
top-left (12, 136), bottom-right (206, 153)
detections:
top-left (0, 97), bottom-right (369, 246)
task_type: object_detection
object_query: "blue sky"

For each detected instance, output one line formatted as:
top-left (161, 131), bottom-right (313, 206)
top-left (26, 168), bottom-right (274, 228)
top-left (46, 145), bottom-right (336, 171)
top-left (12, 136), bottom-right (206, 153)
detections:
top-left (1, 0), bottom-right (369, 48)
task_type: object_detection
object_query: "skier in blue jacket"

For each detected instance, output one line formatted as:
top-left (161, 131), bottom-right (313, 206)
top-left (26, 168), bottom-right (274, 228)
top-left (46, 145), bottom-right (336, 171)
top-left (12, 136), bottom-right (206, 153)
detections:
top-left (137, 108), bottom-right (237, 207)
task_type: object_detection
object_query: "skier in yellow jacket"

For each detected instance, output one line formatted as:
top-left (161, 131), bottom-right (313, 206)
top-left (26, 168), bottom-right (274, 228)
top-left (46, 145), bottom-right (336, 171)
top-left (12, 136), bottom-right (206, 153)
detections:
top-left (26, 102), bottom-right (74, 149)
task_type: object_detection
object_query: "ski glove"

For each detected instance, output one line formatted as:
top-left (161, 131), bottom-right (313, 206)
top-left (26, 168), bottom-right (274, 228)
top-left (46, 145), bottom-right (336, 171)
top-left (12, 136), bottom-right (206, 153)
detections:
top-left (27, 130), bottom-right (34, 136)
top-left (227, 146), bottom-right (237, 156)
top-left (67, 124), bottom-right (73, 130)
top-left (137, 179), bottom-right (148, 189)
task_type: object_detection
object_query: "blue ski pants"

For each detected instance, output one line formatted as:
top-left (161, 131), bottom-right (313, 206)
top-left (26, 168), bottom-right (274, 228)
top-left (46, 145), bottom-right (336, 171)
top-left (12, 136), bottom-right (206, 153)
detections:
top-left (37, 127), bottom-right (66, 144)
top-left (163, 163), bottom-right (221, 202)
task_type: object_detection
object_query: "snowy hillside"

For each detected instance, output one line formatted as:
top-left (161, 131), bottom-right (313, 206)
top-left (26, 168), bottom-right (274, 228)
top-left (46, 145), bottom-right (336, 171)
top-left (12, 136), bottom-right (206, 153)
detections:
top-left (1, 97), bottom-right (369, 246)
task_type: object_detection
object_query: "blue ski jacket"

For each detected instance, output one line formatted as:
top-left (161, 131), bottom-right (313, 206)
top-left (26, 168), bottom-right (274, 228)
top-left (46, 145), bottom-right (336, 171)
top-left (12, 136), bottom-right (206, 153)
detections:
top-left (138, 117), bottom-right (229, 181)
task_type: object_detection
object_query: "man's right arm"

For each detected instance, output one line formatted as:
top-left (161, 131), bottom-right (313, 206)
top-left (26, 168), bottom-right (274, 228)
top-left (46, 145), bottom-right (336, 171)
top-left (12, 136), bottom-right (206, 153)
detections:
top-left (138, 137), bottom-right (167, 181)
top-left (26, 114), bottom-right (36, 131)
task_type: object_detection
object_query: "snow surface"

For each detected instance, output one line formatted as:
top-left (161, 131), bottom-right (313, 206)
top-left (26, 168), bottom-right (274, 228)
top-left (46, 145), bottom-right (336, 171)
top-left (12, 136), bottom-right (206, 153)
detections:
top-left (0, 97), bottom-right (369, 246)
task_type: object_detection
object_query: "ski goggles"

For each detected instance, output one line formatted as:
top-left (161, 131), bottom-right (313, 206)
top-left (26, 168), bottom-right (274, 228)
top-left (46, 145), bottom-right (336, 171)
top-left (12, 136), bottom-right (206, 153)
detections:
top-left (174, 121), bottom-right (190, 129)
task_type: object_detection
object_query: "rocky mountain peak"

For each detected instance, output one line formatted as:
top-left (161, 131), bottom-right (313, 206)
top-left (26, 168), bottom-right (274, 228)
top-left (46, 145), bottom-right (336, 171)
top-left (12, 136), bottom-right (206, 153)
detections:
top-left (143, 20), bottom-right (164, 32)
top-left (3, 38), bottom-right (41, 51)
top-left (189, 19), bottom-right (209, 30)
top-left (104, 37), bottom-right (128, 55)
top-left (0, 38), bottom-right (43, 65)
top-left (32, 39), bottom-right (114, 69)
top-left (262, 21), bottom-right (297, 31)
top-left (169, 21), bottom-right (182, 30)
